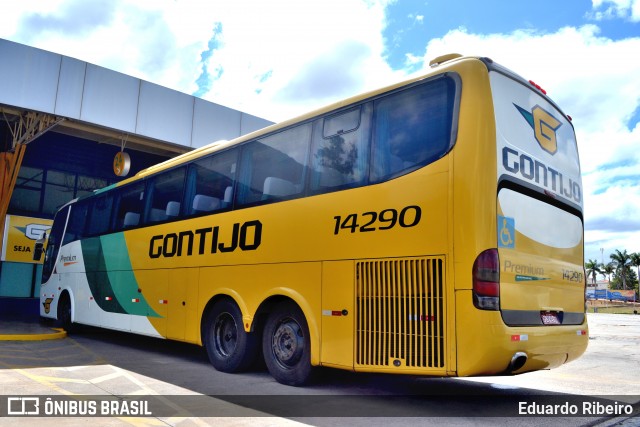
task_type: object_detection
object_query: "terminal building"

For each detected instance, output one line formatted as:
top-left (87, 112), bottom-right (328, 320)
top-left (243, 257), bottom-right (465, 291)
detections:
top-left (0, 39), bottom-right (272, 313)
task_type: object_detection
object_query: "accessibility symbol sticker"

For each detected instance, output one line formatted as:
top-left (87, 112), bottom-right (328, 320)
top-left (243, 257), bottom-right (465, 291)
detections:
top-left (498, 216), bottom-right (515, 249)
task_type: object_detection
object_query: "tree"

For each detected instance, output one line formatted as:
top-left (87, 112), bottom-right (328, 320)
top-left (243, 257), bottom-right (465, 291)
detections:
top-left (610, 249), bottom-right (631, 290)
top-left (630, 253), bottom-right (640, 285)
top-left (611, 267), bottom-right (638, 291)
top-left (602, 262), bottom-right (615, 284)
top-left (585, 259), bottom-right (601, 286)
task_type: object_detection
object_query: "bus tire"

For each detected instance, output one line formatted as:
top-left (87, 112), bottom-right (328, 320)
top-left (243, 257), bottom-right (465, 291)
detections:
top-left (262, 301), bottom-right (314, 386)
top-left (203, 299), bottom-right (257, 373)
top-left (56, 292), bottom-right (75, 333)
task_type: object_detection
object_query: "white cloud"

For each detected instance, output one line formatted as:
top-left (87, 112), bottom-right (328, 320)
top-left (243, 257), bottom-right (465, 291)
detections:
top-left (409, 14), bottom-right (424, 24)
top-left (2, 0), bottom-right (640, 261)
top-left (1, 0), bottom-right (225, 99)
top-left (589, 0), bottom-right (640, 22)
top-left (196, 0), bottom-right (397, 120)
top-left (581, 120), bottom-right (640, 258)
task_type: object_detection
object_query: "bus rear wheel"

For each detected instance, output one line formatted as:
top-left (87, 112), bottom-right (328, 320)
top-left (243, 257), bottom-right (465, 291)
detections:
top-left (203, 299), bottom-right (257, 373)
top-left (262, 302), bottom-right (314, 386)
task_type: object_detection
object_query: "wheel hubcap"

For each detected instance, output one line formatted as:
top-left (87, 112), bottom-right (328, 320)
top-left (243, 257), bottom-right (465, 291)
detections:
top-left (272, 319), bottom-right (304, 369)
top-left (214, 313), bottom-right (237, 357)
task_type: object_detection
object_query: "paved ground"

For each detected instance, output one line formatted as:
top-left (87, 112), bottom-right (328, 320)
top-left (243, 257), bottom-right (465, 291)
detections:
top-left (0, 313), bottom-right (638, 426)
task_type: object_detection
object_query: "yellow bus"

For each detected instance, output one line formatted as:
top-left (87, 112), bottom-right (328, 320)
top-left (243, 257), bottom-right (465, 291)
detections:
top-left (37, 54), bottom-right (587, 386)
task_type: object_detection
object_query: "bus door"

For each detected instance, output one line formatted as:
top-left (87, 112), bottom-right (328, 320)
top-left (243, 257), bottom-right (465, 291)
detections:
top-left (38, 205), bottom-right (70, 319)
top-left (491, 70), bottom-right (585, 330)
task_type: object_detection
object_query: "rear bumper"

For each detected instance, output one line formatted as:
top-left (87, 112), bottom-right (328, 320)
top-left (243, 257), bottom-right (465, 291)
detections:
top-left (456, 290), bottom-right (588, 376)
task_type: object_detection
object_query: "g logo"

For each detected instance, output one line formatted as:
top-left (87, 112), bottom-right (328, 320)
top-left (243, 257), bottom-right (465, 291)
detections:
top-left (514, 104), bottom-right (562, 155)
top-left (532, 106), bottom-right (561, 154)
top-left (43, 298), bottom-right (53, 314)
top-left (113, 151), bottom-right (131, 177)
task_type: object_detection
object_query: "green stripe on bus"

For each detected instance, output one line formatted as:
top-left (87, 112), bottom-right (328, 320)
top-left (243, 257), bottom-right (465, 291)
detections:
top-left (100, 233), bottom-right (160, 318)
top-left (81, 234), bottom-right (161, 318)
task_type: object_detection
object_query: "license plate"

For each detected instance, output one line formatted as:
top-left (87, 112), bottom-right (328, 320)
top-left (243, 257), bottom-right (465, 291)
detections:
top-left (541, 311), bottom-right (561, 325)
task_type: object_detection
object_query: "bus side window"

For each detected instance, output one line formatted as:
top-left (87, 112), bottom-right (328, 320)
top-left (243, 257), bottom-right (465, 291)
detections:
top-left (114, 182), bottom-right (146, 230)
top-left (310, 103), bottom-right (371, 193)
top-left (146, 167), bottom-right (186, 224)
top-left (185, 148), bottom-right (238, 217)
top-left (62, 201), bottom-right (89, 245)
top-left (86, 194), bottom-right (114, 236)
top-left (237, 124), bottom-right (311, 206)
top-left (371, 77), bottom-right (457, 182)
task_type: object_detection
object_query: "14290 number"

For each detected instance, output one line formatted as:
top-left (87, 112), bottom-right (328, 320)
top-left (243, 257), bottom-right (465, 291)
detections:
top-left (333, 205), bottom-right (422, 235)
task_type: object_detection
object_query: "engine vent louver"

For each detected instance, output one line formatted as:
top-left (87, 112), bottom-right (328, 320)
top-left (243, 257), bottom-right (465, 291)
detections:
top-left (355, 257), bottom-right (445, 369)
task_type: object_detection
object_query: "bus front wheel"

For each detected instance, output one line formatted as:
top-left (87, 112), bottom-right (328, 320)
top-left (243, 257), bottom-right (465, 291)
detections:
top-left (263, 302), bottom-right (314, 386)
top-left (203, 299), bottom-right (257, 373)
top-left (56, 292), bottom-right (75, 333)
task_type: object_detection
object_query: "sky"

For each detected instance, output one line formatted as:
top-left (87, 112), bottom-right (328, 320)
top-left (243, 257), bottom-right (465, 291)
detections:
top-left (1, 0), bottom-right (639, 266)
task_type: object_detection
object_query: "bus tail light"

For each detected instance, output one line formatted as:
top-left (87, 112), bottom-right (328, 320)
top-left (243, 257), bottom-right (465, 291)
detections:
top-left (473, 249), bottom-right (500, 310)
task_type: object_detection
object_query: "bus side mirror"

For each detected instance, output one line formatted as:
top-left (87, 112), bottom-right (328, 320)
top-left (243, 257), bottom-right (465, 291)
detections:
top-left (33, 236), bottom-right (45, 261)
